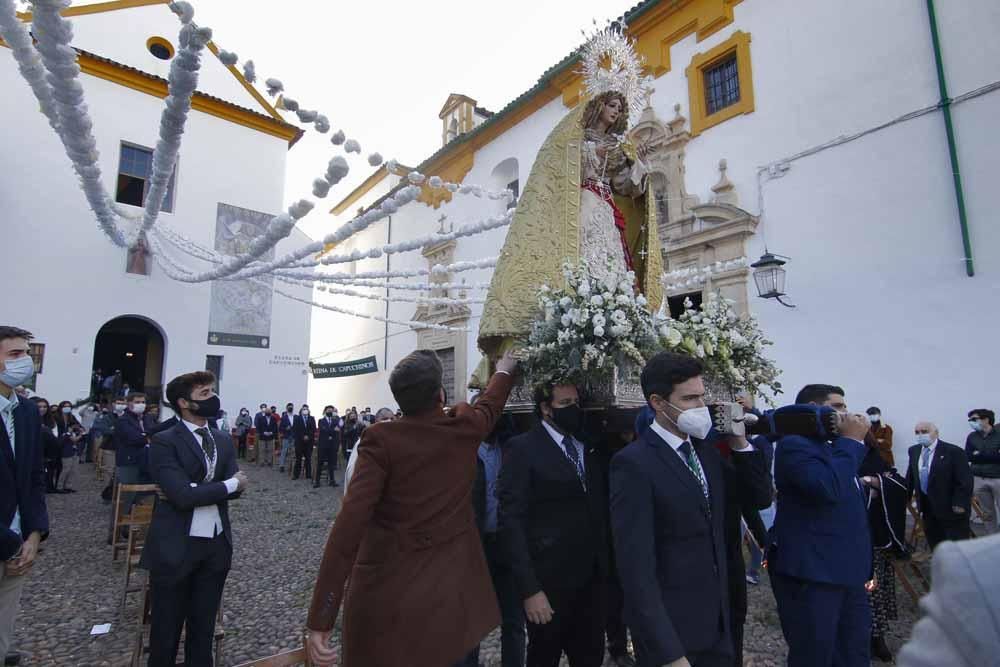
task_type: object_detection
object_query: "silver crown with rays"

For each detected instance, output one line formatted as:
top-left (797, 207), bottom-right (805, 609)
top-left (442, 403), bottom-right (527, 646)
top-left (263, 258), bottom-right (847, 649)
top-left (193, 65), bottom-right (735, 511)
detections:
top-left (579, 18), bottom-right (652, 123)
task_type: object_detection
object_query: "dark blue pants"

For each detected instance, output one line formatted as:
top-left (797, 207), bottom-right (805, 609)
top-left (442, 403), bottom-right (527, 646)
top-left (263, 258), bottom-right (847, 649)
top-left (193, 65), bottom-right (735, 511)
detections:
top-left (455, 536), bottom-right (526, 667)
top-left (770, 572), bottom-right (871, 667)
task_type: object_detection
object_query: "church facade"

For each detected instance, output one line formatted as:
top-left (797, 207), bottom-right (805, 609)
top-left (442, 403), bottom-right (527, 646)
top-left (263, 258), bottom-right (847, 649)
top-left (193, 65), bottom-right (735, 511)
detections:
top-left (1, 0), bottom-right (313, 414)
top-left (308, 0), bottom-right (998, 461)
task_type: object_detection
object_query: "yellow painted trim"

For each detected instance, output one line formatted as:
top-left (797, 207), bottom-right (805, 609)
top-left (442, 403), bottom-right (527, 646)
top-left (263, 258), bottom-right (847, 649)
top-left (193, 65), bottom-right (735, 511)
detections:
top-left (330, 165), bottom-right (392, 216)
top-left (550, 0), bottom-right (745, 108)
top-left (205, 41), bottom-right (284, 122)
top-left (70, 50), bottom-right (301, 144)
top-left (16, 0), bottom-right (168, 21)
top-left (686, 30), bottom-right (755, 136)
top-left (145, 36), bottom-right (174, 59)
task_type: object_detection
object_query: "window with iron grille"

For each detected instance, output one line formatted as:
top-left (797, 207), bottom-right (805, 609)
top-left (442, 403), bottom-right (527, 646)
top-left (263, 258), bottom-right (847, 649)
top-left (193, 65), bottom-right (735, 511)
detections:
top-left (703, 54), bottom-right (740, 116)
top-left (115, 143), bottom-right (177, 212)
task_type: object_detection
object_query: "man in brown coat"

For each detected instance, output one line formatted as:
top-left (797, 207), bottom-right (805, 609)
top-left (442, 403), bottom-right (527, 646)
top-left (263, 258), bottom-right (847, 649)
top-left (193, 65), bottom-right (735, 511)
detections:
top-left (305, 349), bottom-right (518, 666)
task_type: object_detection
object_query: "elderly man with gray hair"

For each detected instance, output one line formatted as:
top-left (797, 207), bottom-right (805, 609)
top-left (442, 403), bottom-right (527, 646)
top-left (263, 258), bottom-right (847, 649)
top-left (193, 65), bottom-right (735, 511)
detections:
top-left (904, 421), bottom-right (973, 550)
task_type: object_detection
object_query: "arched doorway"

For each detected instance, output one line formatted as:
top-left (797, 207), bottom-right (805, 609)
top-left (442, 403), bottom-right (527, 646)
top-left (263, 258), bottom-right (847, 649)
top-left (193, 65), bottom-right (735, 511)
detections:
top-left (92, 316), bottom-right (166, 403)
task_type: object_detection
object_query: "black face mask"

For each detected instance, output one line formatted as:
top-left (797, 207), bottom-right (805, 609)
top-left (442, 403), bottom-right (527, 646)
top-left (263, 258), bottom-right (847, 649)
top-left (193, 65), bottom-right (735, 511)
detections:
top-left (549, 404), bottom-right (583, 435)
top-left (188, 394), bottom-right (221, 418)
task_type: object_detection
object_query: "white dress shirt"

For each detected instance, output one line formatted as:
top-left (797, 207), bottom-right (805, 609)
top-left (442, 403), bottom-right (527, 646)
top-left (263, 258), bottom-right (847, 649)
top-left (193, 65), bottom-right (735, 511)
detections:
top-left (181, 419), bottom-right (239, 538)
top-left (541, 421), bottom-right (586, 475)
top-left (0, 390), bottom-right (21, 536)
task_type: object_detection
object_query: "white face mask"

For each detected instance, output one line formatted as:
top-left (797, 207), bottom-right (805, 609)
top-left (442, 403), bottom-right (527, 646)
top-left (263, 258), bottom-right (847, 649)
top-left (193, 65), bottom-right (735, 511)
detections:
top-left (131, 403), bottom-right (146, 414)
top-left (114, 404), bottom-right (127, 415)
top-left (916, 433), bottom-right (933, 447)
top-left (0, 355), bottom-right (35, 388)
top-left (663, 402), bottom-right (713, 440)
top-left (969, 420), bottom-right (983, 432)
top-left (61, 406), bottom-right (72, 414)
top-left (301, 410), bottom-right (310, 416)
top-left (868, 414), bottom-right (880, 423)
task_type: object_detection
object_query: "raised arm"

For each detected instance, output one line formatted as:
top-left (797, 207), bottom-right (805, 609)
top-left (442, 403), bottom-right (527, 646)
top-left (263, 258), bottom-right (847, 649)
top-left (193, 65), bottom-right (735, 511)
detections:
top-left (149, 435), bottom-right (231, 511)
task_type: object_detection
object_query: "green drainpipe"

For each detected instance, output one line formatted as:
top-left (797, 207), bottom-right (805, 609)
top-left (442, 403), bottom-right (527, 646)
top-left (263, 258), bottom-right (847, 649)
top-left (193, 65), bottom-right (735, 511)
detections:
top-left (926, 0), bottom-right (975, 276)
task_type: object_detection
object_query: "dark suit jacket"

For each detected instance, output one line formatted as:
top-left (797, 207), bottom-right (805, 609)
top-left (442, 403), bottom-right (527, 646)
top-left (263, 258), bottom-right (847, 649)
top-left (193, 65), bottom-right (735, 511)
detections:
top-left (139, 422), bottom-right (240, 580)
top-left (770, 435), bottom-right (871, 587)
top-left (293, 415), bottom-right (317, 444)
top-left (0, 398), bottom-right (49, 560)
top-left (306, 372), bottom-right (513, 667)
top-left (611, 427), bottom-right (761, 666)
top-left (279, 412), bottom-right (294, 436)
top-left (905, 440), bottom-right (973, 521)
top-left (113, 411), bottom-right (147, 467)
top-left (499, 423), bottom-right (610, 600)
top-left (254, 413), bottom-right (275, 439)
top-left (318, 416), bottom-right (341, 449)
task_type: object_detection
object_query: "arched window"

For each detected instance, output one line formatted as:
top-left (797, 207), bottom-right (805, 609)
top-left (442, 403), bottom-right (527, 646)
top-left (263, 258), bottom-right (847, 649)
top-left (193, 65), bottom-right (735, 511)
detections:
top-left (446, 118), bottom-right (459, 143)
top-left (490, 158), bottom-right (519, 209)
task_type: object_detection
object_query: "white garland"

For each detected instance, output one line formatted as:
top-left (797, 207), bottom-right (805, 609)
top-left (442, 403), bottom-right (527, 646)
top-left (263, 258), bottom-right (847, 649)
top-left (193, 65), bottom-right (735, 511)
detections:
top-left (136, 6), bottom-right (212, 242)
top-left (1, 0), bottom-right (127, 245)
top-left (281, 277), bottom-right (485, 306)
top-left (662, 257), bottom-right (748, 292)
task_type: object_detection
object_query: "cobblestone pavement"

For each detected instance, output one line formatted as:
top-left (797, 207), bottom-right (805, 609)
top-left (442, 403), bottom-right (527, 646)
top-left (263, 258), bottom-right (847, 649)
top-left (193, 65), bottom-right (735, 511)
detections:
top-left (10, 460), bottom-right (920, 665)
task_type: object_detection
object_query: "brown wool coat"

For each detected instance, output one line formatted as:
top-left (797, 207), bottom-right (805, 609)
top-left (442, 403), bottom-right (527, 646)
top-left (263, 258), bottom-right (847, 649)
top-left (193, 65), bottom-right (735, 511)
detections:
top-left (306, 372), bottom-right (514, 666)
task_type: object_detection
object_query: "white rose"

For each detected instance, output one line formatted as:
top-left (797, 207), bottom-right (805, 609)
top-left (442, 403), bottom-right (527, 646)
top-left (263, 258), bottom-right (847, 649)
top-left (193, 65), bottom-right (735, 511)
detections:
top-left (561, 314), bottom-right (572, 327)
top-left (612, 309), bottom-right (627, 323)
top-left (559, 296), bottom-right (572, 308)
top-left (618, 282), bottom-right (632, 294)
top-left (577, 281), bottom-right (591, 296)
top-left (592, 314), bottom-right (606, 328)
top-left (594, 326), bottom-right (606, 338)
top-left (636, 295), bottom-right (647, 307)
top-left (602, 292), bottom-right (613, 303)
top-left (616, 294), bottom-right (631, 306)
top-left (590, 295), bottom-right (604, 307)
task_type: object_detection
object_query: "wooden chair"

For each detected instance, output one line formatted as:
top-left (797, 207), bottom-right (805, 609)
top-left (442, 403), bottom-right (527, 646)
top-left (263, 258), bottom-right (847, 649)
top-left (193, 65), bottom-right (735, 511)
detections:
top-left (112, 483), bottom-right (160, 562)
top-left (120, 503), bottom-right (154, 614)
top-left (233, 647), bottom-right (310, 667)
top-left (247, 430), bottom-right (258, 463)
top-left (972, 497), bottom-right (989, 527)
top-left (906, 500), bottom-right (926, 552)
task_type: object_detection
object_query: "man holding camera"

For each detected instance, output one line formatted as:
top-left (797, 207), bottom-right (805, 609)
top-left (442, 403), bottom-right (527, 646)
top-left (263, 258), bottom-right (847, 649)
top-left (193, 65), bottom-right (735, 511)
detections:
top-left (769, 384), bottom-right (873, 667)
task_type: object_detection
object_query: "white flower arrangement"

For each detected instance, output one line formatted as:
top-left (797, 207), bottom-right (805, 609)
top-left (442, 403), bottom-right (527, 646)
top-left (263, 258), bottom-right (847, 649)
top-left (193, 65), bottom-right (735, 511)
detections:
top-left (523, 262), bottom-right (659, 388)
top-left (656, 292), bottom-right (782, 401)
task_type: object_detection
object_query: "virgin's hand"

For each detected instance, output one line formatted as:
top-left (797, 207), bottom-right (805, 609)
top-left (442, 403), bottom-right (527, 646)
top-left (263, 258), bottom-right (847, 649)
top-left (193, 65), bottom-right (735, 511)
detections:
top-left (306, 629), bottom-right (338, 666)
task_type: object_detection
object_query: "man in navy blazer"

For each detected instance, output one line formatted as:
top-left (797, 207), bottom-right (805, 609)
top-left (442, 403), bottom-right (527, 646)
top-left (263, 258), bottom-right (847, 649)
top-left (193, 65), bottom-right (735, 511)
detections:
top-left (0, 327), bottom-right (49, 666)
top-left (253, 404), bottom-right (276, 466)
top-left (768, 384), bottom-right (874, 667)
top-left (140, 370), bottom-right (247, 666)
top-left (904, 421), bottom-right (973, 549)
top-left (611, 352), bottom-right (769, 667)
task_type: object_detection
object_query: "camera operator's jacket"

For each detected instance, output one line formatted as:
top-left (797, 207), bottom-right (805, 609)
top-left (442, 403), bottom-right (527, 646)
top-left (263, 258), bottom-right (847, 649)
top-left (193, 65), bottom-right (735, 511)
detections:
top-left (770, 435), bottom-right (872, 586)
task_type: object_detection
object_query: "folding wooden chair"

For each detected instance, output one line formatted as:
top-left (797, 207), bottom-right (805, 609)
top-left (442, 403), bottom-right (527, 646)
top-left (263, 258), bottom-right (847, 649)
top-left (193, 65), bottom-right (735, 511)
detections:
top-left (906, 500), bottom-right (926, 552)
top-left (130, 581), bottom-right (227, 666)
top-left (112, 483), bottom-right (160, 562)
top-left (233, 645), bottom-right (310, 666)
top-left (120, 503), bottom-right (154, 614)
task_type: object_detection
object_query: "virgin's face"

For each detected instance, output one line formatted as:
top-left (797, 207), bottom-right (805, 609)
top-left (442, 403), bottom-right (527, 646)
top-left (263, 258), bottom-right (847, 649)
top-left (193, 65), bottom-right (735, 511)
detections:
top-left (600, 97), bottom-right (623, 127)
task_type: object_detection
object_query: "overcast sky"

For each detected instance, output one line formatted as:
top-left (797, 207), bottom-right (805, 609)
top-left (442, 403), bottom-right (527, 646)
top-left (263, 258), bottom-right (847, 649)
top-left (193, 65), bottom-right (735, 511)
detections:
top-left (191, 0), bottom-right (639, 239)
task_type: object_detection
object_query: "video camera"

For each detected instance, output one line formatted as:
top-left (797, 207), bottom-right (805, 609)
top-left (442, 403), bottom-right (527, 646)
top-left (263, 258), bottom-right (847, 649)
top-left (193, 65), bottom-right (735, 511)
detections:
top-left (711, 403), bottom-right (841, 441)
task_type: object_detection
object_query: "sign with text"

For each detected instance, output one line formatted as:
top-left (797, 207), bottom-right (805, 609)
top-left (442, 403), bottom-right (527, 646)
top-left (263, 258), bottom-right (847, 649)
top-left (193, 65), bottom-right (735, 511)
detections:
top-left (311, 356), bottom-right (378, 379)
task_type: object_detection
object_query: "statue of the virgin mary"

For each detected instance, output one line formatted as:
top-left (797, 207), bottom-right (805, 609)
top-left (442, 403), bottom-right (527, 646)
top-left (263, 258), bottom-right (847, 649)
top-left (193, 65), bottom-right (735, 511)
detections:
top-left (476, 23), bottom-right (663, 376)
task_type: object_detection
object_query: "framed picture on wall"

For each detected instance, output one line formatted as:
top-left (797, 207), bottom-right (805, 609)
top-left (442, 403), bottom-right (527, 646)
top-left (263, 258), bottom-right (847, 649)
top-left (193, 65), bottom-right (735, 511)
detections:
top-left (23, 342), bottom-right (44, 391)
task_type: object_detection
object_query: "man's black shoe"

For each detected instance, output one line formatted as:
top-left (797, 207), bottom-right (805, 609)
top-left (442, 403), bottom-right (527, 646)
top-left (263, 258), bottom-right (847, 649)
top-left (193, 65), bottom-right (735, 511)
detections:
top-left (6, 650), bottom-right (25, 665)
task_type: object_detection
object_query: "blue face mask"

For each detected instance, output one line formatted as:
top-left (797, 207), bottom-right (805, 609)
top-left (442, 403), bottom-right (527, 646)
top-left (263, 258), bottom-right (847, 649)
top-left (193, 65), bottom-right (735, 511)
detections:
top-left (969, 420), bottom-right (983, 432)
top-left (916, 433), bottom-right (933, 447)
top-left (0, 355), bottom-right (34, 388)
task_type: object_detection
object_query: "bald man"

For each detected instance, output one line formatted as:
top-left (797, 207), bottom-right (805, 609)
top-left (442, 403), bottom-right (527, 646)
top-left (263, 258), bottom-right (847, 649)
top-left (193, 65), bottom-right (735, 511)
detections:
top-left (905, 422), bottom-right (974, 549)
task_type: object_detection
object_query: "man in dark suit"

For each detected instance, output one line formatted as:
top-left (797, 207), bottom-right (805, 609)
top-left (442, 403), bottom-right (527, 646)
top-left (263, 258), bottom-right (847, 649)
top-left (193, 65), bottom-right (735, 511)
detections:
top-left (278, 403), bottom-right (295, 473)
top-left (292, 405), bottom-right (316, 481)
top-left (768, 384), bottom-right (874, 667)
top-left (0, 327), bottom-right (49, 666)
top-left (905, 421), bottom-right (973, 549)
top-left (140, 371), bottom-right (247, 667)
top-left (314, 406), bottom-right (340, 488)
top-left (499, 382), bottom-right (609, 667)
top-left (610, 353), bottom-right (769, 667)
top-left (112, 392), bottom-right (150, 531)
top-left (253, 404), bottom-right (275, 466)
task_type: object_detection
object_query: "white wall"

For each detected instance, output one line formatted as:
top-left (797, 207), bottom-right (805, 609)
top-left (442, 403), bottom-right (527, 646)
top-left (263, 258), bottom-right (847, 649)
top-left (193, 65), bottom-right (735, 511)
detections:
top-left (304, 0), bottom-right (998, 462)
top-left (0, 37), bottom-right (311, 417)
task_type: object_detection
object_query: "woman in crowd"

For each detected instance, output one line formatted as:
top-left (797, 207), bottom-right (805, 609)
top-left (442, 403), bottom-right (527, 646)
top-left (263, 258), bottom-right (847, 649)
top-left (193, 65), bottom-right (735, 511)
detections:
top-left (235, 407), bottom-right (253, 459)
top-left (55, 400), bottom-right (83, 493)
top-left (34, 398), bottom-right (62, 493)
